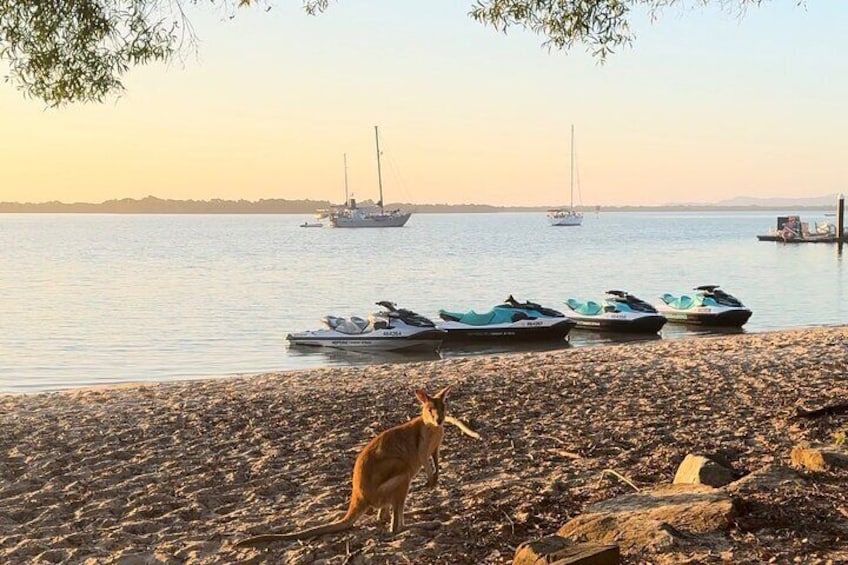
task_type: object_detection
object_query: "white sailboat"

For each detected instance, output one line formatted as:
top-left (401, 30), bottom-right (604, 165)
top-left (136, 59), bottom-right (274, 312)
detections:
top-left (547, 124), bottom-right (584, 227)
top-left (328, 126), bottom-right (411, 228)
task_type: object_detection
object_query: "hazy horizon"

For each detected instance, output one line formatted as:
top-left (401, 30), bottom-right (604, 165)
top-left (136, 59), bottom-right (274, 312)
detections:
top-left (0, 192), bottom-right (841, 210)
top-left (2, 2), bottom-right (846, 206)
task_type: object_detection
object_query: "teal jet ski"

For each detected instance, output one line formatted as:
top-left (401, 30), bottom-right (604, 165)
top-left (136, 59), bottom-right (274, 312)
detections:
top-left (656, 285), bottom-right (752, 327)
top-left (437, 295), bottom-right (576, 343)
top-left (565, 290), bottom-right (667, 333)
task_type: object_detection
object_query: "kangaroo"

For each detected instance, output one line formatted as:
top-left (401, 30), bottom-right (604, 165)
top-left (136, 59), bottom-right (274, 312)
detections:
top-left (234, 386), bottom-right (462, 547)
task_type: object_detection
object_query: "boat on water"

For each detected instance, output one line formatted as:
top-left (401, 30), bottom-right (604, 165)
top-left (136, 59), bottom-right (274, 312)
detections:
top-left (437, 295), bottom-right (576, 342)
top-left (300, 222), bottom-right (323, 228)
top-left (328, 127), bottom-right (411, 228)
top-left (565, 290), bottom-right (667, 333)
top-left (286, 301), bottom-right (444, 352)
top-left (656, 285), bottom-right (752, 327)
top-left (547, 124), bottom-right (584, 227)
top-left (757, 215), bottom-right (841, 243)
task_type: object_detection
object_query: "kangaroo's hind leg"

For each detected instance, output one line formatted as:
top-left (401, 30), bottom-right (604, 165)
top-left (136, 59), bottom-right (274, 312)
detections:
top-left (391, 499), bottom-right (406, 534)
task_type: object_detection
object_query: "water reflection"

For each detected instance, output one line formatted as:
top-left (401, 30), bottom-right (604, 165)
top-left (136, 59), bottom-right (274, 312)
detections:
top-left (440, 340), bottom-right (572, 359)
top-left (660, 326), bottom-right (746, 340)
top-left (285, 345), bottom-right (442, 367)
top-left (569, 330), bottom-right (663, 347)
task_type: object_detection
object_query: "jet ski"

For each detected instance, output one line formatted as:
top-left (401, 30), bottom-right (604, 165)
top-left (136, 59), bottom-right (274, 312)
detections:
top-left (656, 285), bottom-right (752, 327)
top-left (565, 290), bottom-right (667, 334)
top-left (286, 301), bottom-right (445, 352)
top-left (437, 295), bottom-right (575, 343)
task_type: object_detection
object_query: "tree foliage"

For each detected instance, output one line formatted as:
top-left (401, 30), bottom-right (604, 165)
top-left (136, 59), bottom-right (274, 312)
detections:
top-left (0, 0), bottom-right (778, 106)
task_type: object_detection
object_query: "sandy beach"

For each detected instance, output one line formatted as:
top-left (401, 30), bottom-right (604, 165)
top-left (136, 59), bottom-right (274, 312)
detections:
top-left (1, 327), bottom-right (847, 564)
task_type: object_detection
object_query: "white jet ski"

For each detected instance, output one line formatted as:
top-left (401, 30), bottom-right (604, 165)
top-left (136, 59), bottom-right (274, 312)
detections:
top-left (286, 301), bottom-right (445, 352)
top-left (565, 290), bottom-right (667, 334)
top-left (656, 285), bottom-right (752, 327)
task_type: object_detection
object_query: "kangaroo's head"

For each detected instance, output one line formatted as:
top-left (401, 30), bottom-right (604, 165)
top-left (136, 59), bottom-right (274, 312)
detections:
top-left (415, 386), bottom-right (452, 426)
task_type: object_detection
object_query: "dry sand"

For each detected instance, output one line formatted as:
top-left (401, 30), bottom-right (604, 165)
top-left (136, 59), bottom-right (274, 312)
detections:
top-left (1, 327), bottom-right (847, 564)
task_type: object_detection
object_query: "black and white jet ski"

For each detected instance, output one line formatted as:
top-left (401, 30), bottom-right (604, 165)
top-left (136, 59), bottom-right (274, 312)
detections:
top-left (565, 290), bottom-right (667, 334)
top-left (286, 301), bottom-right (445, 352)
top-left (656, 285), bottom-right (752, 327)
top-left (437, 295), bottom-right (576, 343)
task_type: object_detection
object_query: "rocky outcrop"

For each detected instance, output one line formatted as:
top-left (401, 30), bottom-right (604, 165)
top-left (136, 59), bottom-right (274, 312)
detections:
top-left (513, 536), bottom-right (619, 565)
top-left (790, 442), bottom-right (848, 472)
top-left (672, 454), bottom-right (735, 487)
top-left (557, 484), bottom-right (735, 554)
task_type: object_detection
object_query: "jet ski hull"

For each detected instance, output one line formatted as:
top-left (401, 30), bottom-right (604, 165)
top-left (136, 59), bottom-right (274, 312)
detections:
top-left (656, 306), bottom-right (752, 327)
top-left (286, 329), bottom-right (444, 352)
top-left (568, 313), bottom-right (667, 334)
top-left (437, 319), bottom-right (575, 343)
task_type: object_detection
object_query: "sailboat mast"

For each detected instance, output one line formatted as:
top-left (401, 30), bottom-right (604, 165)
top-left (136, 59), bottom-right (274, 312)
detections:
top-left (343, 153), bottom-right (349, 204)
top-left (570, 124), bottom-right (575, 211)
top-left (374, 125), bottom-right (384, 213)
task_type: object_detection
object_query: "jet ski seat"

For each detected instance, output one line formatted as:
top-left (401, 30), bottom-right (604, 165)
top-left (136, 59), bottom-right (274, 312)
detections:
top-left (661, 294), bottom-right (695, 310)
top-left (566, 299), bottom-right (603, 316)
top-left (439, 308), bottom-right (525, 326)
top-left (322, 315), bottom-right (371, 334)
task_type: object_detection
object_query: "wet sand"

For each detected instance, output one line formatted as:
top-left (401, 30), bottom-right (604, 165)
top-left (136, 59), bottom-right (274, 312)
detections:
top-left (1, 327), bottom-right (847, 564)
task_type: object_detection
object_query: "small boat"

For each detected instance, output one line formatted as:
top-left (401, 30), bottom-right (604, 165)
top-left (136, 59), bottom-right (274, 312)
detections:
top-left (565, 290), bottom-right (667, 333)
top-left (656, 285), bottom-right (752, 327)
top-left (547, 124), bottom-right (584, 227)
top-left (300, 222), bottom-right (323, 228)
top-left (286, 301), bottom-right (444, 352)
top-left (437, 295), bottom-right (575, 343)
top-left (328, 127), bottom-right (411, 228)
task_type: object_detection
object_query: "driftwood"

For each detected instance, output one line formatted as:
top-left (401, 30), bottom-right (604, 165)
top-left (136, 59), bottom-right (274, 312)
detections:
top-left (795, 401), bottom-right (848, 419)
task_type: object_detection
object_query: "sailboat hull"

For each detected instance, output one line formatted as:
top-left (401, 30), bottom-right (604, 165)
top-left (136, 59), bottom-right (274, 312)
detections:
top-left (330, 212), bottom-right (411, 228)
top-left (548, 214), bottom-right (583, 226)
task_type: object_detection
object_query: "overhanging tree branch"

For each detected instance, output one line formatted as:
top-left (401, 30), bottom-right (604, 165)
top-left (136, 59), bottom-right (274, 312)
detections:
top-left (0, 0), bottom-right (796, 106)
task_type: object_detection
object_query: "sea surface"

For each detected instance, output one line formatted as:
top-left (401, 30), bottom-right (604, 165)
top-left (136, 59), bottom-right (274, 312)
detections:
top-left (1, 212), bottom-right (845, 393)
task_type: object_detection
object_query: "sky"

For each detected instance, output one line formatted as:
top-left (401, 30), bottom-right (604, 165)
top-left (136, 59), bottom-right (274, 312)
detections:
top-left (1, 0), bottom-right (847, 206)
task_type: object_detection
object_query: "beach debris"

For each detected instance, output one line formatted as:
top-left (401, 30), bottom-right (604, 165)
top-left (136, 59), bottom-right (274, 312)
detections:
top-left (673, 454), bottom-right (735, 488)
top-left (790, 442), bottom-right (848, 472)
top-left (599, 469), bottom-right (640, 492)
top-left (444, 415), bottom-right (481, 440)
top-left (722, 464), bottom-right (804, 495)
top-left (557, 484), bottom-right (735, 554)
top-left (795, 400), bottom-right (848, 419)
top-left (513, 535), bottom-right (619, 565)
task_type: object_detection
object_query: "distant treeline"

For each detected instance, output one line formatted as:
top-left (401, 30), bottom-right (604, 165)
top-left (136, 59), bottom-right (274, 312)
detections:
top-left (0, 196), bottom-right (835, 214)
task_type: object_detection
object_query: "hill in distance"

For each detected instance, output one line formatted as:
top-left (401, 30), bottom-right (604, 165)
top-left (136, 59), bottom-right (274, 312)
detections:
top-left (0, 194), bottom-right (841, 213)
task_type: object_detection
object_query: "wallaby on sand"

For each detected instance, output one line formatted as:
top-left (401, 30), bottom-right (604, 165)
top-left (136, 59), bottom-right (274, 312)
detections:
top-left (234, 386), bottom-right (479, 547)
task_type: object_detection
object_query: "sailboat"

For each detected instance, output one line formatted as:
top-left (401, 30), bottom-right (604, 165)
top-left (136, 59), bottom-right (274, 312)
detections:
top-left (328, 126), bottom-right (412, 228)
top-left (547, 124), bottom-right (584, 227)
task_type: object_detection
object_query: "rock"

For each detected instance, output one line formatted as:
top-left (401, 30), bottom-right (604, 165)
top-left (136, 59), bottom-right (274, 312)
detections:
top-left (673, 454), bottom-right (735, 487)
top-left (723, 465), bottom-right (804, 495)
top-left (790, 442), bottom-right (848, 472)
top-left (557, 484), bottom-right (735, 554)
top-left (513, 536), bottom-right (620, 565)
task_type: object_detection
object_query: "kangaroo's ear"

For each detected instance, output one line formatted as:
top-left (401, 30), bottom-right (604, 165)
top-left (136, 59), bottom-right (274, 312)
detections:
top-left (415, 389), bottom-right (430, 404)
top-left (436, 385), bottom-right (452, 399)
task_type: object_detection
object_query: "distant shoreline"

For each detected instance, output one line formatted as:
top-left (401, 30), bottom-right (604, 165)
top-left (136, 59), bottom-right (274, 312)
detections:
top-left (0, 196), bottom-right (836, 214)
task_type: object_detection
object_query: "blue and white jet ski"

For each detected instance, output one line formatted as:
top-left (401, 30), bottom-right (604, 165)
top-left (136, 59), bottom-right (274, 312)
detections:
top-left (437, 295), bottom-right (576, 343)
top-left (286, 301), bottom-right (445, 352)
top-left (565, 290), bottom-right (667, 334)
top-left (656, 285), bottom-right (752, 327)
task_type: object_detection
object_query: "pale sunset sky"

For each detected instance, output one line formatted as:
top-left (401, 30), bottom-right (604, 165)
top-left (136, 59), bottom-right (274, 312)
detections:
top-left (1, 1), bottom-right (846, 206)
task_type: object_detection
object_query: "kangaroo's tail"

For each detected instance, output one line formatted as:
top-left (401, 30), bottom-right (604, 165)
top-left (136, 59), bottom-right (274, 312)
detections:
top-left (233, 498), bottom-right (368, 547)
top-left (444, 415), bottom-right (481, 440)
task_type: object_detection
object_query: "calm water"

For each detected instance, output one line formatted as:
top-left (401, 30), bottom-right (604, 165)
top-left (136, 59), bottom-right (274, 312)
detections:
top-left (1, 212), bottom-right (845, 393)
